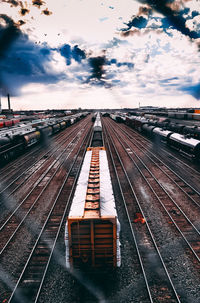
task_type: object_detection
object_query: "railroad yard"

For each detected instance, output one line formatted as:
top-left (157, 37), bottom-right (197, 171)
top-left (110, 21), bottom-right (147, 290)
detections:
top-left (0, 113), bottom-right (200, 303)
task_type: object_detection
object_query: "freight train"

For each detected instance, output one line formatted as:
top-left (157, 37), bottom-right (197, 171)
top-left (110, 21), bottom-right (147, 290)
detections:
top-left (0, 113), bottom-right (88, 165)
top-left (110, 114), bottom-right (200, 160)
top-left (0, 118), bottom-right (20, 128)
top-left (65, 113), bottom-right (121, 269)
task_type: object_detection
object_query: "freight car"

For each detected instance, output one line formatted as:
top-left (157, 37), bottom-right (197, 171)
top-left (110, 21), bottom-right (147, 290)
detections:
top-left (152, 128), bottom-right (173, 143)
top-left (0, 118), bottom-right (20, 128)
top-left (91, 112), bottom-right (103, 147)
top-left (167, 133), bottom-right (200, 158)
top-left (125, 116), bottom-right (148, 132)
top-left (65, 115), bottom-right (121, 269)
top-left (123, 115), bottom-right (200, 160)
top-left (0, 130), bottom-right (40, 163)
top-left (0, 113), bottom-right (88, 165)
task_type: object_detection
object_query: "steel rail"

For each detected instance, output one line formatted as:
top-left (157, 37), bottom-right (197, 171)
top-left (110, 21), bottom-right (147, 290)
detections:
top-left (103, 120), bottom-right (181, 303)
top-left (8, 125), bottom-right (93, 303)
top-left (34, 128), bottom-right (94, 303)
top-left (121, 122), bottom-right (200, 179)
top-left (117, 122), bottom-right (200, 200)
top-left (0, 118), bottom-right (90, 195)
top-left (106, 119), bottom-right (200, 262)
top-left (0, 122), bottom-right (91, 255)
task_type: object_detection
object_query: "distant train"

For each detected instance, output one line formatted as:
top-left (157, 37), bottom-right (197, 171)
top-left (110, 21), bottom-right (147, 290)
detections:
top-left (110, 114), bottom-right (200, 160)
top-left (0, 118), bottom-right (20, 128)
top-left (65, 113), bottom-right (121, 269)
top-left (0, 113), bottom-right (88, 165)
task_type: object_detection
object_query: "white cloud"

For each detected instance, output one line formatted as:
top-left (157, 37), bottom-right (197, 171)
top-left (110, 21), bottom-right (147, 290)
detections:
top-left (1, 0), bottom-right (200, 110)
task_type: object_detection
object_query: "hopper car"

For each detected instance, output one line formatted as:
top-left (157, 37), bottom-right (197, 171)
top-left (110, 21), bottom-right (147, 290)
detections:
top-left (65, 114), bottom-right (121, 269)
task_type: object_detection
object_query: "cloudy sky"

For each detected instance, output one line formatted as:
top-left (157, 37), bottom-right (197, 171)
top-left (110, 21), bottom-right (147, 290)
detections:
top-left (0, 0), bottom-right (200, 110)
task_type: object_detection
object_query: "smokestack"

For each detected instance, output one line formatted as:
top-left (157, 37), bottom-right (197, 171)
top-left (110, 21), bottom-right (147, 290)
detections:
top-left (7, 93), bottom-right (11, 110)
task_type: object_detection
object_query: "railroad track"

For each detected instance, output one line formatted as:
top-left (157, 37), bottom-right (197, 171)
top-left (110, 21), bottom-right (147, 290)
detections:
top-left (103, 117), bottom-right (200, 302)
top-left (0, 117), bottom-right (90, 191)
top-left (119, 122), bottom-right (200, 187)
top-left (0, 121), bottom-right (90, 252)
top-left (105, 118), bottom-right (200, 261)
top-left (103, 121), bottom-right (181, 303)
top-left (6, 128), bottom-right (93, 303)
top-left (0, 123), bottom-right (93, 302)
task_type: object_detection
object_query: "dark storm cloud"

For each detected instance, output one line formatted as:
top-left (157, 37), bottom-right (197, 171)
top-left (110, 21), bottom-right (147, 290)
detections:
top-left (0, 14), bottom-right (21, 58)
top-left (42, 8), bottom-right (52, 16)
top-left (20, 8), bottom-right (30, 16)
top-left (60, 44), bottom-right (86, 65)
top-left (89, 56), bottom-right (106, 80)
top-left (125, 16), bottom-right (148, 30)
top-left (108, 58), bottom-right (134, 69)
top-left (85, 54), bottom-right (134, 87)
top-left (137, 0), bottom-right (200, 39)
top-left (0, 15), bottom-right (65, 95)
top-left (1, 0), bottom-right (19, 7)
top-left (32, 0), bottom-right (45, 8)
top-left (181, 83), bottom-right (200, 99)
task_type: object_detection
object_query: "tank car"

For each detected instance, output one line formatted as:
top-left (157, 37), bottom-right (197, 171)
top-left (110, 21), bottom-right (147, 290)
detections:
top-left (125, 116), bottom-right (136, 128)
top-left (36, 125), bottom-right (53, 144)
top-left (142, 124), bottom-right (156, 137)
top-left (134, 117), bottom-right (148, 132)
top-left (110, 114), bottom-right (117, 121)
top-left (194, 127), bottom-right (200, 140)
top-left (167, 123), bottom-right (185, 134)
top-left (0, 121), bottom-right (4, 128)
top-left (167, 133), bottom-right (200, 158)
top-left (51, 122), bottom-right (61, 134)
top-left (63, 117), bottom-right (72, 127)
top-left (59, 121), bottom-right (67, 130)
top-left (152, 128), bottom-right (173, 143)
top-left (182, 125), bottom-right (196, 136)
top-left (4, 120), bottom-right (13, 127)
top-left (23, 130), bottom-right (41, 147)
top-left (0, 134), bottom-right (24, 163)
top-left (115, 115), bottom-right (124, 123)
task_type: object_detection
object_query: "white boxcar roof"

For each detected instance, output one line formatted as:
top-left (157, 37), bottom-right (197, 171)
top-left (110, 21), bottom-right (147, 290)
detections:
top-left (93, 113), bottom-right (102, 132)
top-left (68, 150), bottom-right (92, 217)
top-left (68, 149), bottom-right (117, 217)
top-left (66, 149), bottom-right (121, 268)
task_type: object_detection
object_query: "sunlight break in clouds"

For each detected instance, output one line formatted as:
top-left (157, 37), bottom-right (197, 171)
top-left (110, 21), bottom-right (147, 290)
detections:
top-left (0, 0), bottom-right (200, 109)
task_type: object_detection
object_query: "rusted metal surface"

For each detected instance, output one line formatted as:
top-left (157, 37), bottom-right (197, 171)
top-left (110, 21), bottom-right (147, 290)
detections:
top-left (68, 147), bottom-right (117, 268)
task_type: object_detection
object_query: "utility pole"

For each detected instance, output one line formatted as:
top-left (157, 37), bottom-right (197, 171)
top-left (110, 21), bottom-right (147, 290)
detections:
top-left (7, 93), bottom-right (11, 110)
